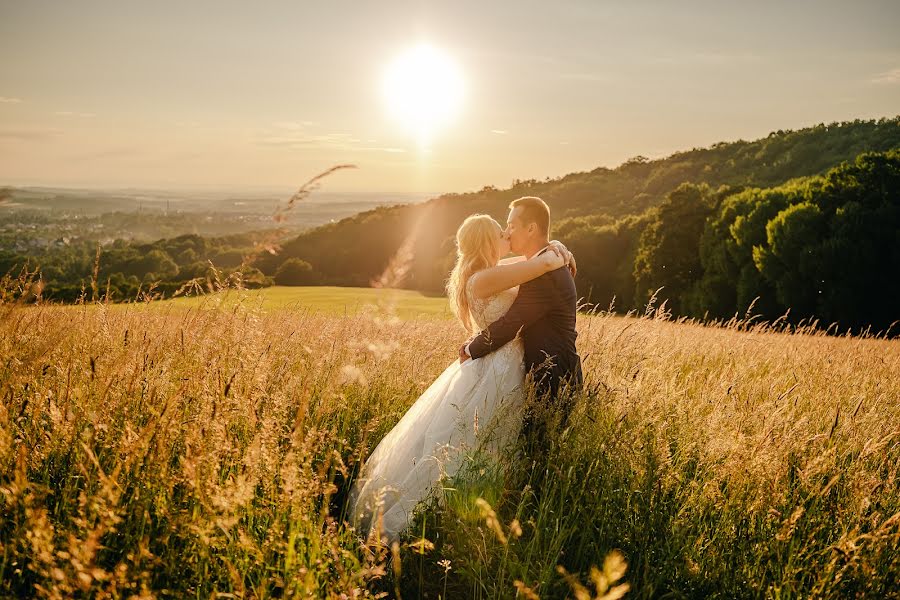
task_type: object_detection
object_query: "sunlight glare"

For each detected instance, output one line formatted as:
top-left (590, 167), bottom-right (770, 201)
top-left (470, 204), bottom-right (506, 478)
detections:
top-left (383, 44), bottom-right (464, 145)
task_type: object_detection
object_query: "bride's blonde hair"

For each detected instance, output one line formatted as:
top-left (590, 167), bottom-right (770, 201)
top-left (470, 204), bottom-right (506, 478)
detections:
top-left (446, 214), bottom-right (502, 334)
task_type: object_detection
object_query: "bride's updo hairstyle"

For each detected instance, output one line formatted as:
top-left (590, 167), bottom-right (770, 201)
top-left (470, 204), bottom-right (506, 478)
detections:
top-left (446, 214), bottom-right (502, 333)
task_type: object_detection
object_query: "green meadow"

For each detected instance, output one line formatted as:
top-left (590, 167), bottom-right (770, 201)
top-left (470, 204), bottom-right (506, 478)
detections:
top-left (150, 285), bottom-right (450, 319)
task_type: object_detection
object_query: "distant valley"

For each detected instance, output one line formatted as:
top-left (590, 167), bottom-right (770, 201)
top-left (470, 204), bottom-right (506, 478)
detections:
top-left (0, 186), bottom-right (432, 244)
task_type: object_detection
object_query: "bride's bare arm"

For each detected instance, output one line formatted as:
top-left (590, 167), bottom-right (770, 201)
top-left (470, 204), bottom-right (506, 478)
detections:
top-left (497, 240), bottom-right (571, 266)
top-left (471, 251), bottom-right (565, 299)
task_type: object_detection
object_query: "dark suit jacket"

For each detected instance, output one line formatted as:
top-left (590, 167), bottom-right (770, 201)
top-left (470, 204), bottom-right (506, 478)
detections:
top-left (467, 256), bottom-right (582, 398)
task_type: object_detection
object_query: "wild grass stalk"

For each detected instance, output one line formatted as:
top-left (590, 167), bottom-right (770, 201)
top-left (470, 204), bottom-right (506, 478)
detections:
top-left (0, 270), bottom-right (897, 598)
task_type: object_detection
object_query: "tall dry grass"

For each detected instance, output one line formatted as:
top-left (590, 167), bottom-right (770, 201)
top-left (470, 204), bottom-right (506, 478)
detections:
top-left (0, 276), bottom-right (898, 598)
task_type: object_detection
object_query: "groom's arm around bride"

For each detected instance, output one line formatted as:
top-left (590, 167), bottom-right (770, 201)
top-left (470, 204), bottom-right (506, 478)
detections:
top-left (462, 197), bottom-right (583, 406)
top-left (465, 257), bottom-right (582, 397)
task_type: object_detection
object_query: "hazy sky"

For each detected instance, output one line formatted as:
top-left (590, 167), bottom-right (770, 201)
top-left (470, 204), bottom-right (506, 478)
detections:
top-left (1, 0), bottom-right (899, 194)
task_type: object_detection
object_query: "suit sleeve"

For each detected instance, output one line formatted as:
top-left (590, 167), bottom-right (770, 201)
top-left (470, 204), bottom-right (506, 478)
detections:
top-left (467, 277), bottom-right (554, 359)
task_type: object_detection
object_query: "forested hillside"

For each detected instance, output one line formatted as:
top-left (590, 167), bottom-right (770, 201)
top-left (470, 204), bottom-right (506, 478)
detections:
top-left (634, 151), bottom-right (900, 332)
top-left (6, 117), bottom-right (898, 332)
top-left (256, 117), bottom-right (899, 332)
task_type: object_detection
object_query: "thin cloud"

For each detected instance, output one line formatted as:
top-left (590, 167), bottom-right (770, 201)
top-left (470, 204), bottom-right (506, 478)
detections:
top-left (260, 130), bottom-right (363, 148)
top-left (257, 122), bottom-right (405, 153)
top-left (649, 51), bottom-right (762, 66)
top-left (0, 97), bottom-right (23, 104)
top-left (490, 129), bottom-right (508, 135)
top-left (559, 72), bottom-right (609, 82)
top-left (69, 146), bottom-right (146, 161)
top-left (871, 68), bottom-right (900, 84)
top-left (54, 110), bottom-right (96, 117)
top-left (0, 128), bottom-right (61, 141)
top-left (272, 120), bottom-right (318, 128)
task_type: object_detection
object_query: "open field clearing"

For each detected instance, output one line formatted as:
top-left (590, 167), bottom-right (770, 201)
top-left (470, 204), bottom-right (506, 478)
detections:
top-left (161, 285), bottom-right (450, 319)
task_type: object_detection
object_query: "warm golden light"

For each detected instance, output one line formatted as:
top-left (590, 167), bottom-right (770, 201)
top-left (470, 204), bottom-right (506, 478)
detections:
top-left (382, 44), bottom-right (464, 144)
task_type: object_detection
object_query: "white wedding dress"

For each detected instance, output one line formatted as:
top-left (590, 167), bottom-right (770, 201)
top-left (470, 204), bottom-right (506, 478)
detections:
top-left (348, 278), bottom-right (526, 543)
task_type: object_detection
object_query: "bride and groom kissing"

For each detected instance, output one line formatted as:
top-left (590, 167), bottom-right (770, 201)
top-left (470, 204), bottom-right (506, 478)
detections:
top-left (349, 196), bottom-right (583, 543)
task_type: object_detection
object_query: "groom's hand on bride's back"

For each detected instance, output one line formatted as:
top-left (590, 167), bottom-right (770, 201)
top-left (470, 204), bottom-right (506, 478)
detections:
top-left (458, 343), bottom-right (471, 364)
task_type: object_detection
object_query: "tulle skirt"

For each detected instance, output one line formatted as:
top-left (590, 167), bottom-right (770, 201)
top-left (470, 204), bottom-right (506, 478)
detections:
top-left (348, 340), bottom-right (526, 543)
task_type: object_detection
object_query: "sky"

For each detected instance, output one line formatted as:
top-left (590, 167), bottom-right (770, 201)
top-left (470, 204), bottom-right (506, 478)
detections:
top-left (1, 0), bottom-right (899, 194)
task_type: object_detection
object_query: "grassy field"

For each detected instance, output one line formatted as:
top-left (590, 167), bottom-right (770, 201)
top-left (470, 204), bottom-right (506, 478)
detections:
top-left (163, 285), bottom-right (451, 318)
top-left (1, 285), bottom-right (898, 598)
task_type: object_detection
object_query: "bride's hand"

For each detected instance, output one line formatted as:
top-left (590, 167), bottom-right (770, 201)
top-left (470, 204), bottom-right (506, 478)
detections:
top-left (549, 240), bottom-right (571, 261)
top-left (535, 246), bottom-right (566, 272)
top-left (548, 240), bottom-right (576, 275)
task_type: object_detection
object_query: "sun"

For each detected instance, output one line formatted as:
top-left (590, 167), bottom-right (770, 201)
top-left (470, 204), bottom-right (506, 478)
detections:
top-left (382, 44), bottom-right (464, 144)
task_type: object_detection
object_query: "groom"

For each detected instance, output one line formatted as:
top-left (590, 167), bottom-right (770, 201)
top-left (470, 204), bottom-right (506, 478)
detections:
top-left (459, 196), bottom-right (583, 448)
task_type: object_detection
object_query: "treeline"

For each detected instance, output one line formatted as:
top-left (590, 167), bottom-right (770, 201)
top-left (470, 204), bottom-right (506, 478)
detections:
top-left (514, 149), bottom-right (899, 334)
top-left (5, 117), bottom-right (899, 332)
top-left (258, 117), bottom-right (900, 289)
top-left (253, 117), bottom-right (899, 331)
top-left (0, 232), bottom-right (274, 301)
top-left (621, 150), bottom-right (898, 333)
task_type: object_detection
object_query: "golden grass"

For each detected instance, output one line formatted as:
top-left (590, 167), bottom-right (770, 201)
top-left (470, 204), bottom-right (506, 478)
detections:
top-left (0, 289), bottom-right (897, 598)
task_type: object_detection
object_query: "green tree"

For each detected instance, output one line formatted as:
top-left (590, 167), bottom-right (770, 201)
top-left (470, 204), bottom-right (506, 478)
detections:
top-left (753, 202), bottom-right (827, 318)
top-left (755, 151), bottom-right (900, 330)
top-left (555, 213), bottom-right (649, 311)
top-left (275, 258), bottom-right (317, 286)
top-left (693, 149), bottom-right (900, 332)
top-left (236, 266), bottom-right (271, 289)
top-left (690, 185), bottom-right (795, 318)
top-left (176, 248), bottom-right (198, 265)
top-left (633, 183), bottom-right (719, 314)
top-left (133, 249), bottom-right (179, 280)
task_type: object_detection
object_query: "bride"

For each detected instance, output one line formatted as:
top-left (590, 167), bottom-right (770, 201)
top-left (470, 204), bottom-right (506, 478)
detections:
top-left (347, 213), bottom-right (572, 543)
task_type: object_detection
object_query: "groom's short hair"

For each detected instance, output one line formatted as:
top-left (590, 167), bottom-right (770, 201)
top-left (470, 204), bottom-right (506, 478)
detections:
top-left (509, 196), bottom-right (550, 236)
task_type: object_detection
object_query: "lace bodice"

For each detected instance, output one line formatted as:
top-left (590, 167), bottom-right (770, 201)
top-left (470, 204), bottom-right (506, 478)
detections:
top-left (466, 275), bottom-right (518, 330)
